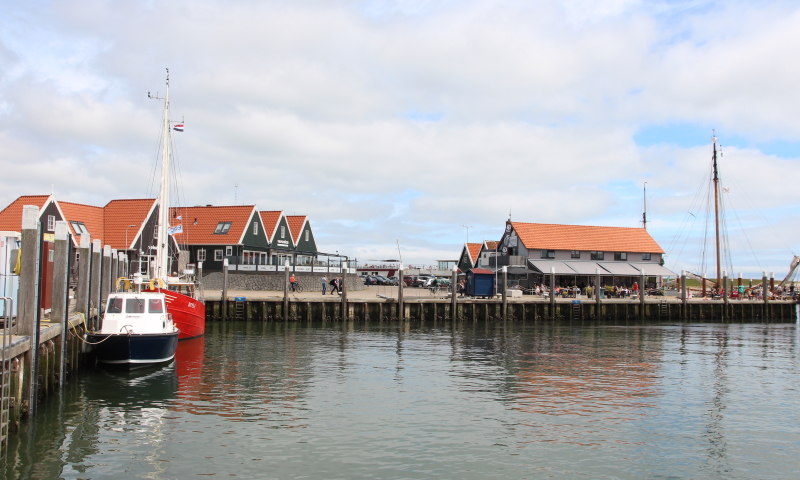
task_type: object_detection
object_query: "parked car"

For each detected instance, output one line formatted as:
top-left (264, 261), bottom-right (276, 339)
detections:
top-left (403, 275), bottom-right (413, 286)
top-left (387, 276), bottom-right (400, 286)
top-left (376, 275), bottom-right (396, 285)
top-left (413, 276), bottom-right (432, 287)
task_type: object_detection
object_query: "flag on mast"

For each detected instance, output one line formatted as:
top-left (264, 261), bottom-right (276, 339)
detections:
top-left (173, 124), bottom-right (184, 132)
top-left (168, 224), bottom-right (183, 235)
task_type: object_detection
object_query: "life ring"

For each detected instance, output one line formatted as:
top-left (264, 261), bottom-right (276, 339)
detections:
top-left (149, 278), bottom-right (165, 290)
top-left (116, 277), bottom-right (131, 291)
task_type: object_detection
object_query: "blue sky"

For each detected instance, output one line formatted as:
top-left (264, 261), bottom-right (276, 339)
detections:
top-left (1, 0), bottom-right (799, 276)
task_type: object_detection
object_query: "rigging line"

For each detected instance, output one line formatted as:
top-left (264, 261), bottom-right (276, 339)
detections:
top-left (663, 167), bottom-right (713, 256)
top-left (723, 192), bottom-right (763, 272)
top-left (727, 171), bottom-right (796, 257)
top-left (147, 108), bottom-right (166, 199)
top-left (668, 211), bottom-right (700, 274)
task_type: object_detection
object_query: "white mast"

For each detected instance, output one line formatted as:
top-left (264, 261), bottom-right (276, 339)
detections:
top-left (154, 69), bottom-right (171, 281)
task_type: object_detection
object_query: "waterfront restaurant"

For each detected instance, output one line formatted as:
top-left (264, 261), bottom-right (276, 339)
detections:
top-left (493, 221), bottom-right (675, 289)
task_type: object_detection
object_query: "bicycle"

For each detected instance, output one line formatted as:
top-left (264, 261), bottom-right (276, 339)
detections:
top-left (291, 283), bottom-right (304, 293)
top-left (429, 284), bottom-right (441, 295)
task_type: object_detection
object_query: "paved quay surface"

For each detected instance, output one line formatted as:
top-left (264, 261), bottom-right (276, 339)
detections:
top-left (203, 286), bottom-right (794, 303)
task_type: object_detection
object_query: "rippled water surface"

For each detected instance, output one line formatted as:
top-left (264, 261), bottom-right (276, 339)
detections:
top-left (4, 320), bottom-right (800, 479)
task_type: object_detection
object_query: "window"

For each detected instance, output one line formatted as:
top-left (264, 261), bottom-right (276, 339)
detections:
top-left (214, 250), bottom-right (223, 261)
top-left (253, 222), bottom-right (259, 235)
top-left (214, 222), bottom-right (232, 234)
top-left (540, 249), bottom-right (555, 258)
top-left (225, 246), bottom-right (233, 257)
top-left (148, 299), bottom-right (164, 313)
top-left (153, 225), bottom-right (159, 239)
top-left (107, 297), bottom-right (123, 314)
top-left (590, 251), bottom-right (604, 260)
top-left (642, 253), bottom-right (651, 261)
top-left (75, 251), bottom-right (80, 261)
top-left (70, 221), bottom-right (88, 235)
top-left (126, 298), bottom-right (146, 314)
top-left (47, 215), bottom-right (55, 231)
top-left (305, 230), bottom-right (309, 242)
top-left (281, 226), bottom-right (285, 238)
top-left (197, 249), bottom-right (206, 262)
top-left (571, 251), bottom-right (581, 259)
top-left (614, 252), bottom-right (627, 261)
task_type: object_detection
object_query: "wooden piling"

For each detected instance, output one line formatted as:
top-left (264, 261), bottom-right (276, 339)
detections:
top-left (19, 205), bottom-right (41, 417)
top-left (90, 239), bottom-right (102, 322)
top-left (341, 264), bottom-right (348, 322)
top-left (222, 259), bottom-right (229, 321)
top-left (398, 266), bottom-right (404, 322)
top-left (451, 266), bottom-right (458, 322)
top-left (110, 248), bottom-right (118, 292)
top-left (75, 234), bottom-right (91, 316)
top-left (100, 245), bottom-right (112, 306)
top-left (51, 222), bottom-right (70, 388)
top-left (501, 266), bottom-right (508, 322)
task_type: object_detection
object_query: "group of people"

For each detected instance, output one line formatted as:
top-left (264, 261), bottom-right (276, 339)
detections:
top-left (320, 275), bottom-right (343, 295)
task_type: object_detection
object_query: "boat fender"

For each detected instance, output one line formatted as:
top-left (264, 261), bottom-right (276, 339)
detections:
top-left (149, 278), bottom-right (165, 290)
top-left (116, 277), bottom-right (131, 291)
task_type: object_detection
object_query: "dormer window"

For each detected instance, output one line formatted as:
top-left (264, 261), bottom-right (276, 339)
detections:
top-left (214, 222), bottom-right (232, 234)
top-left (70, 221), bottom-right (89, 235)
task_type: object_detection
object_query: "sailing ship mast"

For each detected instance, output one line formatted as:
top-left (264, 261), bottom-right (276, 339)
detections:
top-left (712, 132), bottom-right (721, 283)
top-left (151, 69), bottom-right (172, 282)
top-left (642, 182), bottom-right (647, 230)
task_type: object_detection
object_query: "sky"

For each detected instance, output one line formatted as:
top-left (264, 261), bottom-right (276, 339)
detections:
top-left (1, 0), bottom-right (799, 278)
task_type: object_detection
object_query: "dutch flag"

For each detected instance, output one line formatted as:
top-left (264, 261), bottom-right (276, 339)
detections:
top-left (173, 124), bottom-right (184, 132)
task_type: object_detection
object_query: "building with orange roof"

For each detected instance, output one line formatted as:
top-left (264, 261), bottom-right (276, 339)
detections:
top-left (493, 220), bottom-right (674, 289)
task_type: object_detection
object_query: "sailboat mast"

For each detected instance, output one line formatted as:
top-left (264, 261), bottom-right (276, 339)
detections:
top-left (712, 133), bottom-right (721, 284)
top-left (155, 69), bottom-right (172, 281)
top-left (642, 182), bottom-right (647, 230)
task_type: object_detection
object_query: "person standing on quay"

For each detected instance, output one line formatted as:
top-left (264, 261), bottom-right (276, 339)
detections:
top-left (290, 273), bottom-right (297, 292)
top-left (330, 276), bottom-right (339, 295)
top-left (321, 275), bottom-right (327, 295)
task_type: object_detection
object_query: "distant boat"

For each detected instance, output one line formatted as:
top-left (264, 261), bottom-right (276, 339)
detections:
top-left (88, 70), bottom-right (204, 366)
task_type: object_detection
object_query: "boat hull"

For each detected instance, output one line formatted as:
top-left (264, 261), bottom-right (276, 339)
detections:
top-left (87, 331), bottom-right (179, 369)
top-left (145, 288), bottom-right (206, 340)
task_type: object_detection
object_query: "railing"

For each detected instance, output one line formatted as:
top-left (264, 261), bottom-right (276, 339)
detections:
top-left (0, 297), bottom-right (13, 455)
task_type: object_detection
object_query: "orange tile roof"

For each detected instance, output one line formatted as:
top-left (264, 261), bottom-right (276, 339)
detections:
top-left (170, 205), bottom-right (256, 245)
top-left (103, 199), bottom-right (157, 249)
top-left (484, 240), bottom-right (499, 250)
top-left (510, 222), bottom-right (665, 253)
top-left (285, 215), bottom-right (307, 243)
top-left (0, 195), bottom-right (51, 232)
top-left (259, 211), bottom-right (282, 241)
top-left (60, 201), bottom-right (105, 243)
top-left (466, 243), bottom-right (482, 264)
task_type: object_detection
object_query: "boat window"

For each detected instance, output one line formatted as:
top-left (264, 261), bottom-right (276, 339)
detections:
top-left (107, 297), bottom-right (123, 314)
top-left (148, 299), bottom-right (164, 313)
top-left (126, 298), bottom-right (146, 314)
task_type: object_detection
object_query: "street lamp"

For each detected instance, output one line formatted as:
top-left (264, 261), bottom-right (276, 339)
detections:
top-left (461, 224), bottom-right (473, 244)
top-left (125, 225), bottom-right (136, 250)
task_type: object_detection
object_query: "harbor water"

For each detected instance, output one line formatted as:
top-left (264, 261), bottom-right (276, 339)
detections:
top-left (3, 319), bottom-right (800, 479)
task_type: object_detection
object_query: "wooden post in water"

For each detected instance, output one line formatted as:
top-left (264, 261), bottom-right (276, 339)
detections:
top-left (501, 266), bottom-right (508, 321)
top-left (451, 265), bottom-right (458, 322)
top-left (397, 264), bottom-right (404, 322)
top-left (19, 205), bottom-right (42, 417)
top-left (51, 221), bottom-right (70, 388)
top-left (762, 271), bottom-right (768, 318)
top-left (101, 245), bottom-right (112, 306)
top-left (283, 260), bottom-right (290, 321)
top-left (110, 249), bottom-right (118, 292)
top-left (769, 272), bottom-right (775, 298)
top-left (639, 268), bottom-right (645, 320)
top-left (722, 270), bottom-right (729, 319)
top-left (595, 268), bottom-right (602, 319)
top-left (681, 271), bottom-right (687, 319)
top-left (76, 234), bottom-right (91, 316)
top-left (549, 267), bottom-right (556, 318)
top-left (341, 262), bottom-right (348, 322)
top-left (222, 259), bottom-right (229, 321)
top-left (90, 239), bottom-right (102, 324)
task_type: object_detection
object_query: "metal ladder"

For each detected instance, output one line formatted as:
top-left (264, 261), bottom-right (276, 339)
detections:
top-left (234, 301), bottom-right (245, 320)
top-left (660, 299), bottom-right (668, 318)
top-left (0, 298), bottom-right (13, 454)
top-left (571, 302), bottom-right (581, 321)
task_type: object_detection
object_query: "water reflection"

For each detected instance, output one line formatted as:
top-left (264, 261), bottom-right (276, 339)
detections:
top-left (2, 321), bottom-right (799, 479)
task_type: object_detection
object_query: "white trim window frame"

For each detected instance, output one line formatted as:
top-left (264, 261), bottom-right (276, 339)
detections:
top-left (47, 215), bottom-right (55, 232)
top-left (225, 246), bottom-right (233, 257)
top-left (214, 249), bottom-right (223, 262)
top-left (197, 249), bottom-right (207, 262)
top-left (253, 223), bottom-right (259, 236)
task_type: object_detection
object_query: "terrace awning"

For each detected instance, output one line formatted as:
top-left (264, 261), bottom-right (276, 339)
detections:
top-left (528, 260), bottom-right (576, 275)
top-left (563, 261), bottom-right (605, 275)
top-left (628, 263), bottom-right (676, 277)
top-left (597, 262), bottom-right (641, 275)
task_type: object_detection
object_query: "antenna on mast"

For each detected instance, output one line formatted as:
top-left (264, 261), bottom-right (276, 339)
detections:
top-left (642, 182), bottom-right (647, 230)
